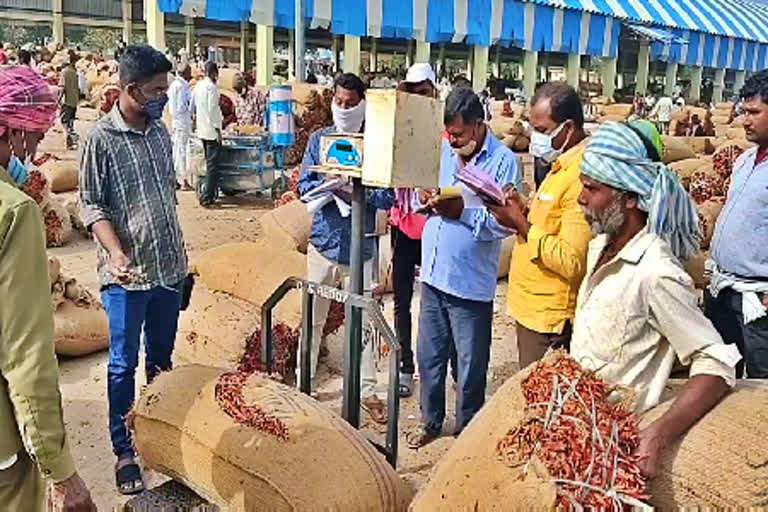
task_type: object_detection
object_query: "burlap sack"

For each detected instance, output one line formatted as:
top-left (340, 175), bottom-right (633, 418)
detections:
top-left (714, 102), bottom-right (733, 111)
top-left (217, 68), bottom-right (241, 93)
top-left (662, 136), bottom-right (696, 164)
top-left (377, 233), bottom-right (393, 294)
top-left (132, 365), bottom-right (412, 512)
top-left (731, 115), bottom-right (745, 128)
top-left (173, 283), bottom-right (264, 370)
top-left (42, 196), bottom-right (73, 248)
top-left (683, 251), bottom-right (709, 289)
top-left (603, 103), bottom-right (633, 118)
top-left (669, 158), bottom-right (708, 190)
top-left (54, 301), bottom-right (109, 357)
top-left (685, 136), bottom-right (715, 155)
top-left (711, 114), bottom-right (730, 126)
top-left (671, 108), bottom-right (689, 122)
top-left (259, 200), bottom-right (312, 254)
top-left (689, 107), bottom-right (708, 120)
top-left (39, 158), bottom-right (78, 193)
top-left (697, 199), bottom-right (724, 250)
top-left (292, 82), bottom-right (320, 107)
top-left (410, 356), bottom-right (558, 511)
top-left (193, 241), bottom-right (306, 327)
top-left (48, 256), bottom-right (61, 286)
top-left (489, 117), bottom-right (523, 139)
top-left (598, 114), bottom-right (629, 124)
top-left (497, 236), bottom-right (515, 279)
top-left (639, 381), bottom-right (768, 509)
top-left (727, 127), bottom-right (747, 140)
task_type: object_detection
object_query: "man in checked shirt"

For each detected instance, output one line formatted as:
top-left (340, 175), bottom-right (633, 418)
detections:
top-left (79, 45), bottom-right (188, 495)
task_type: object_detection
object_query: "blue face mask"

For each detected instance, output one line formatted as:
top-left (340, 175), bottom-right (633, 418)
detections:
top-left (143, 93), bottom-right (169, 120)
top-left (7, 155), bottom-right (28, 186)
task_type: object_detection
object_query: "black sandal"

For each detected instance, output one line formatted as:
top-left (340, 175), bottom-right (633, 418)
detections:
top-left (115, 462), bottom-right (145, 495)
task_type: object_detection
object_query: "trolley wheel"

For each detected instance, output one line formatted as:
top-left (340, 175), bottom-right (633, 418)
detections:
top-left (220, 188), bottom-right (243, 197)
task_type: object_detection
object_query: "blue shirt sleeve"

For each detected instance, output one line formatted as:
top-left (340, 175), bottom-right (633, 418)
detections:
top-left (458, 151), bottom-right (521, 241)
top-left (297, 129), bottom-right (326, 197)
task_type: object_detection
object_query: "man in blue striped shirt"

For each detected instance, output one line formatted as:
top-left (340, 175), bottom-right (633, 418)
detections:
top-left (408, 87), bottom-right (522, 448)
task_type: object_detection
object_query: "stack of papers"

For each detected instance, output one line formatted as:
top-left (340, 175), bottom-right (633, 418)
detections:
top-left (455, 164), bottom-right (506, 206)
top-left (300, 178), bottom-right (353, 217)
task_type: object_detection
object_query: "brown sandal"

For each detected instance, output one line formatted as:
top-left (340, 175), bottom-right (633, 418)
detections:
top-left (406, 425), bottom-right (440, 449)
top-left (361, 395), bottom-right (388, 425)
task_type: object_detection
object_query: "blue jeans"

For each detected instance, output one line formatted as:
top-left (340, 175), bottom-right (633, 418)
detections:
top-left (102, 284), bottom-right (181, 458)
top-left (417, 283), bottom-right (493, 435)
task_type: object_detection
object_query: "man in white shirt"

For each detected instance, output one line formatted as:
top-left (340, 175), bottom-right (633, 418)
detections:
top-left (650, 95), bottom-right (674, 134)
top-left (193, 61), bottom-right (223, 207)
top-left (167, 63), bottom-right (193, 189)
top-left (572, 121), bottom-right (740, 478)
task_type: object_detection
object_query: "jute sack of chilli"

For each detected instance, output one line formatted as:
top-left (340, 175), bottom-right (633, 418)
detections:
top-left (37, 157), bottom-right (78, 193)
top-left (42, 196), bottom-right (73, 248)
top-left (48, 256), bottom-right (109, 357)
top-left (130, 365), bottom-right (412, 512)
top-left (411, 350), bottom-right (649, 511)
top-left (258, 197), bottom-right (312, 254)
top-left (638, 380), bottom-right (768, 509)
top-left (662, 136), bottom-right (696, 164)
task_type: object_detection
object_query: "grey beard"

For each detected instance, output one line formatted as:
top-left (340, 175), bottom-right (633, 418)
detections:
top-left (582, 196), bottom-right (626, 238)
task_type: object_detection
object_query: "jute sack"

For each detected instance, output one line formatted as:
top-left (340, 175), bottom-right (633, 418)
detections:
top-left (714, 102), bottom-right (733, 110)
top-left (131, 365), bottom-right (412, 512)
top-left (42, 196), bottom-right (73, 248)
top-left (173, 283), bottom-right (263, 370)
top-left (639, 380), bottom-right (768, 509)
top-left (39, 158), bottom-right (78, 193)
top-left (489, 117), bottom-right (522, 139)
top-left (54, 301), bottom-right (109, 357)
top-left (689, 107), bottom-right (708, 120)
top-left (727, 127), bottom-right (747, 140)
top-left (697, 199), bottom-right (724, 250)
top-left (669, 158), bottom-right (709, 190)
top-left (217, 68), bottom-right (241, 93)
top-left (683, 251), bottom-right (709, 289)
top-left (603, 103), bottom-right (633, 118)
top-left (410, 357), bottom-right (558, 511)
top-left (258, 200), bottom-right (312, 254)
top-left (193, 241), bottom-right (306, 327)
top-left (711, 114), bottom-right (730, 126)
top-left (685, 136), bottom-right (715, 155)
top-left (731, 115), bottom-right (745, 127)
top-left (662, 136), bottom-right (696, 164)
top-left (497, 236), bottom-right (516, 279)
top-left (598, 114), bottom-right (628, 124)
top-left (503, 134), bottom-right (530, 152)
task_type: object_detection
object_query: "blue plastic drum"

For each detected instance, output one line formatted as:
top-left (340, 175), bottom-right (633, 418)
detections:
top-left (268, 85), bottom-right (294, 147)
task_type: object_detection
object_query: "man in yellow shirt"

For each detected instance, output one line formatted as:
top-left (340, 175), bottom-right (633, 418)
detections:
top-left (0, 66), bottom-right (95, 511)
top-left (489, 83), bottom-right (592, 368)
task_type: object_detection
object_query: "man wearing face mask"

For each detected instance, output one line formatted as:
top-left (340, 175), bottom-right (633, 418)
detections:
top-left (297, 73), bottom-right (394, 424)
top-left (407, 87), bottom-right (522, 448)
top-left (79, 45), bottom-right (188, 495)
top-left (0, 66), bottom-right (97, 512)
top-left (488, 83), bottom-right (592, 368)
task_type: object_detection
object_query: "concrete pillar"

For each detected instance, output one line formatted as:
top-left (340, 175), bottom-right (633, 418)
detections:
top-left (146, 0), bottom-right (166, 51)
top-left (493, 46), bottom-right (501, 79)
top-left (472, 45), bottom-right (489, 92)
top-left (121, 0), bottom-right (133, 43)
top-left (343, 35), bottom-right (361, 74)
top-left (466, 46), bottom-right (473, 80)
top-left (689, 66), bottom-right (703, 103)
top-left (184, 16), bottom-right (194, 53)
top-left (240, 21), bottom-right (250, 72)
top-left (288, 30), bottom-right (295, 79)
top-left (601, 56), bottom-right (617, 99)
top-left (405, 40), bottom-right (414, 69)
top-left (52, 0), bottom-right (64, 45)
top-left (331, 36), bottom-right (341, 72)
top-left (713, 68), bottom-right (726, 104)
top-left (256, 25), bottom-right (274, 86)
top-left (437, 44), bottom-right (446, 78)
top-left (523, 50), bottom-right (538, 99)
top-left (370, 38), bottom-right (378, 73)
top-left (734, 70), bottom-right (746, 96)
top-left (415, 41), bottom-right (430, 63)
top-left (566, 53), bottom-right (580, 90)
top-left (664, 61), bottom-right (678, 96)
top-left (636, 43), bottom-right (650, 95)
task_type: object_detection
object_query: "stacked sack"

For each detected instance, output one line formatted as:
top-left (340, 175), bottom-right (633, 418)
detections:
top-left (285, 82), bottom-right (333, 166)
top-left (596, 103), bottom-right (633, 123)
top-left (489, 101), bottom-right (530, 152)
top-left (14, 159), bottom-right (73, 248)
top-left (710, 102), bottom-right (733, 131)
top-left (48, 256), bottom-right (109, 357)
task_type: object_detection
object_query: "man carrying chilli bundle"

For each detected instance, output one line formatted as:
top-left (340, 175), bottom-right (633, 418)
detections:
top-left (0, 66), bottom-right (96, 511)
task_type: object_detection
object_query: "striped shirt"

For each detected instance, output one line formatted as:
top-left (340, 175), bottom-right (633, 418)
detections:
top-left (79, 106), bottom-right (187, 291)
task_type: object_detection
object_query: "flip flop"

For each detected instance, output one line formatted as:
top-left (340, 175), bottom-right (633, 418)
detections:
top-left (361, 395), bottom-right (388, 425)
top-left (115, 460), bottom-right (145, 495)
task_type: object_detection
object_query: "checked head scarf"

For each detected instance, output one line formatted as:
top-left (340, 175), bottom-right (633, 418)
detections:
top-left (0, 66), bottom-right (58, 138)
top-left (580, 121), bottom-right (700, 262)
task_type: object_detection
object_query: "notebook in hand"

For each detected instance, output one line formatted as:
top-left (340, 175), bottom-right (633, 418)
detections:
top-left (455, 164), bottom-right (506, 206)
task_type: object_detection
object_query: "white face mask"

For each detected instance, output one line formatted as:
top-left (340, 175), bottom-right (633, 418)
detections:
top-left (332, 100), bottom-right (366, 133)
top-left (529, 122), bottom-right (569, 164)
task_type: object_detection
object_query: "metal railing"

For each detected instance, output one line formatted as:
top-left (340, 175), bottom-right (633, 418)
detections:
top-left (260, 277), bottom-right (401, 468)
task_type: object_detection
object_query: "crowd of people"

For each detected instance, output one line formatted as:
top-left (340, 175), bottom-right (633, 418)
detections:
top-left (1, 40), bottom-right (767, 509)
